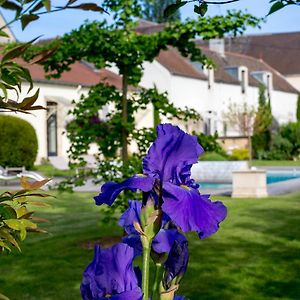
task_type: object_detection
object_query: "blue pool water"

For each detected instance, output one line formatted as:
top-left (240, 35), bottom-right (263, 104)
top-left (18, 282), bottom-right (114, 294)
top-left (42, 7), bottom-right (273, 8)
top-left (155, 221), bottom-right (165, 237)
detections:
top-left (199, 172), bottom-right (300, 189)
top-left (267, 173), bottom-right (300, 184)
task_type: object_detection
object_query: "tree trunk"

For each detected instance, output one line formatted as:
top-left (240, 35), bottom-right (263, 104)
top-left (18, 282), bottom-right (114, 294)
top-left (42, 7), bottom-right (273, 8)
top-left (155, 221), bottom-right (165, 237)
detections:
top-left (121, 73), bottom-right (129, 162)
top-left (153, 103), bottom-right (160, 129)
top-left (248, 133), bottom-right (252, 168)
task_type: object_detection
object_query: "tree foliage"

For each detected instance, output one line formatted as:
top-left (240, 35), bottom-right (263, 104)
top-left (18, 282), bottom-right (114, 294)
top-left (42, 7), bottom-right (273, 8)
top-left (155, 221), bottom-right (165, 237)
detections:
top-left (142, 0), bottom-right (181, 23)
top-left (223, 102), bottom-right (256, 164)
top-left (252, 84), bottom-right (273, 158)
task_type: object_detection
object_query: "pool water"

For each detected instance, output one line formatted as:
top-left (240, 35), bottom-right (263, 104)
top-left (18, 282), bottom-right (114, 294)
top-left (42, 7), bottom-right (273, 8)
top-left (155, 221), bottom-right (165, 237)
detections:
top-left (267, 173), bottom-right (300, 184)
top-left (199, 172), bottom-right (300, 189)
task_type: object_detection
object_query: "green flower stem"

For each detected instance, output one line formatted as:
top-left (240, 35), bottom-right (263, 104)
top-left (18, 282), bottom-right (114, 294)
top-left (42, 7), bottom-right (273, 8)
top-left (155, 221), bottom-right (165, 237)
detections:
top-left (151, 263), bottom-right (163, 300)
top-left (141, 236), bottom-right (152, 300)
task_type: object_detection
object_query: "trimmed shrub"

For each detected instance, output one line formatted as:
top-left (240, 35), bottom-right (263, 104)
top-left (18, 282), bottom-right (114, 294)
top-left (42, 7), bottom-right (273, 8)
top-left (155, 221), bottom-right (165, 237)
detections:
top-left (194, 132), bottom-right (227, 156)
top-left (199, 151), bottom-right (228, 161)
top-left (266, 134), bottom-right (293, 160)
top-left (0, 115), bottom-right (38, 169)
top-left (280, 122), bottom-right (300, 157)
top-left (230, 148), bottom-right (249, 160)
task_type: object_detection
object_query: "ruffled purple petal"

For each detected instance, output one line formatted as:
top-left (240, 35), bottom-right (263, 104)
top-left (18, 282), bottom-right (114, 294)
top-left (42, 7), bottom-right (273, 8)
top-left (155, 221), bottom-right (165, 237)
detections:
top-left (174, 295), bottom-right (186, 300)
top-left (118, 200), bottom-right (142, 234)
top-left (143, 124), bottom-right (203, 185)
top-left (80, 243), bottom-right (140, 299)
top-left (94, 175), bottom-right (155, 206)
top-left (152, 229), bottom-right (186, 254)
top-left (107, 288), bottom-right (143, 300)
top-left (162, 182), bottom-right (227, 239)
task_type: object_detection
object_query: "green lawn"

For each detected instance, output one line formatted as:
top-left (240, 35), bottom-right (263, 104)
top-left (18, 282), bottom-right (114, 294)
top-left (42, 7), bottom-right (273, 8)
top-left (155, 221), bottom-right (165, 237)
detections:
top-left (1, 191), bottom-right (300, 299)
top-left (33, 162), bottom-right (76, 177)
top-left (252, 160), bottom-right (300, 167)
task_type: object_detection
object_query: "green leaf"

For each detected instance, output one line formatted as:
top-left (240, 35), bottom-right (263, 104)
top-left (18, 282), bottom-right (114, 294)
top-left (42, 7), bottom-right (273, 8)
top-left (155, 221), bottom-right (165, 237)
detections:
top-left (0, 204), bottom-right (17, 219)
top-left (1, 1), bottom-right (22, 14)
top-left (43, 0), bottom-right (51, 11)
top-left (268, 1), bottom-right (285, 15)
top-left (21, 14), bottom-right (40, 30)
top-left (194, 2), bottom-right (208, 17)
top-left (0, 292), bottom-right (10, 300)
top-left (66, 3), bottom-right (106, 12)
top-left (4, 219), bottom-right (22, 231)
top-left (164, 1), bottom-right (187, 18)
top-left (18, 88), bottom-right (39, 109)
top-left (1, 41), bottom-right (33, 62)
top-left (0, 82), bottom-right (8, 100)
top-left (0, 30), bottom-right (9, 38)
top-left (0, 228), bottom-right (21, 251)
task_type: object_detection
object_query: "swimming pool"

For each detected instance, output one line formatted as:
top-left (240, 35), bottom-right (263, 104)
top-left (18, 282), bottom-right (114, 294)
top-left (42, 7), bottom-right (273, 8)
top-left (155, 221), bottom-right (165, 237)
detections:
top-left (199, 172), bottom-right (300, 189)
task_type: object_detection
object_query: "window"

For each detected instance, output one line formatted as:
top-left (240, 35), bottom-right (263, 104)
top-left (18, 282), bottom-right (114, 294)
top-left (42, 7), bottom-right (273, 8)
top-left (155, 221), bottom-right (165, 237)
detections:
top-left (225, 67), bottom-right (239, 80)
top-left (241, 69), bottom-right (246, 94)
top-left (251, 71), bottom-right (273, 94)
top-left (47, 101), bottom-right (58, 156)
top-left (225, 66), bottom-right (248, 93)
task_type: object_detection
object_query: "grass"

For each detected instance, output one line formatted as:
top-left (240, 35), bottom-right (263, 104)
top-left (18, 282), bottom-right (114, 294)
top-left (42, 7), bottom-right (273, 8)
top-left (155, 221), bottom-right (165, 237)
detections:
top-left (252, 160), bottom-right (300, 167)
top-left (0, 191), bottom-right (300, 299)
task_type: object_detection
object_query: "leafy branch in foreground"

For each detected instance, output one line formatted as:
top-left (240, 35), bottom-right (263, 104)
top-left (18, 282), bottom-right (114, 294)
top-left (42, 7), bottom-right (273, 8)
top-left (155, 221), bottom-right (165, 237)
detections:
top-left (164, 0), bottom-right (300, 18)
top-left (0, 177), bottom-right (52, 253)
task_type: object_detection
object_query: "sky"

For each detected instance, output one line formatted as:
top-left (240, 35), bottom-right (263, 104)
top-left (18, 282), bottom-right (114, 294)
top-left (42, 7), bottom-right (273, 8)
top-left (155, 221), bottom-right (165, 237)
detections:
top-left (1, 0), bottom-right (300, 42)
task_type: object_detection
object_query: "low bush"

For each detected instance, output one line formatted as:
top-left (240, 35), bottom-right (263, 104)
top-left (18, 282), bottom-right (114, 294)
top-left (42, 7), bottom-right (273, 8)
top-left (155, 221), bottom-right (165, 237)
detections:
top-left (230, 148), bottom-right (249, 160)
top-left (194, 132), bottom-right (226, 156)
top-left (199, 151), bottom-right (228, 161)
top-left (280, 121), bottom-right (300, 157)
top-left (0, 115), bottom-right (38, 169)
top-left (266, 134), bottom-right (293, 160)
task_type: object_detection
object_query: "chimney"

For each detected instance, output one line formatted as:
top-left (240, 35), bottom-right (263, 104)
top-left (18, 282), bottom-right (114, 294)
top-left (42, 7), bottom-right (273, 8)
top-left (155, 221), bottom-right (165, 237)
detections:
top-left (209, 39), bottom-right (225, 57)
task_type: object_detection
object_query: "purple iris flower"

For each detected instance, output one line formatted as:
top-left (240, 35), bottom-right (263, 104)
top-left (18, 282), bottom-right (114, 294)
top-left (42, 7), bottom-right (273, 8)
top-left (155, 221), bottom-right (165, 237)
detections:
top-left (163, 239), bottom-right (189, 290)
top-left (119, 200), bottom-right (186, 255)
top-left (80, 243), bottom-right (143, 300)
top-left (95, 124), bottom-right (227, 239)
top-left (94, 175), bottom-right (155, 206)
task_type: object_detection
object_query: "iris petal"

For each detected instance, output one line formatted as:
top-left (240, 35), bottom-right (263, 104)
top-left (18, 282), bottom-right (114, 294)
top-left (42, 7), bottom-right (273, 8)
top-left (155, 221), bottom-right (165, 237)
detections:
top-left (80, 243), bottom-right (142, 300)
top-left (152, 229), bottom-right (186, 254)
top-left (162, 182), bottom-right (227, 239)
top-left (94, 175), bottom-right (155, 206)
top-left (143, 124), bottom-right (203, 185)
top-left (118, 200), bottom-right (142, 234)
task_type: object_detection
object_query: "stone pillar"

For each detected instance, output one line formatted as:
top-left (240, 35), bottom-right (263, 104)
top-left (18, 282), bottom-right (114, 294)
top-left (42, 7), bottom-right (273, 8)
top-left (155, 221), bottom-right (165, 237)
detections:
top-left (232, 170), bottom-right (268, 198)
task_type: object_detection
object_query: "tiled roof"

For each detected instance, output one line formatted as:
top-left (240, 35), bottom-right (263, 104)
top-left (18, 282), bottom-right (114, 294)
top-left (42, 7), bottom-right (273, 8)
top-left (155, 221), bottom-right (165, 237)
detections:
top-left (199, 47), bottom-right (298, 93)
top-left (222, 32), bottom-right (300, 76)
top-left (16, 59), bottom-right (124, 89)
top-left (157, 48), bottom-right (207, 80)
top-left (135, 19), bottom-right (165, 34)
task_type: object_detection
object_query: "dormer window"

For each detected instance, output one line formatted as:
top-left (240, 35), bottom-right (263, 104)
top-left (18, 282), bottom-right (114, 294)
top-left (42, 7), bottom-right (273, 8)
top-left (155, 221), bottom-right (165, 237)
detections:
top-left (225, 66), bottom-right (248, 94)
top-left (251, 71), bottom-right (273, 94)
top-left (191, 62), bottom-right (214, 89)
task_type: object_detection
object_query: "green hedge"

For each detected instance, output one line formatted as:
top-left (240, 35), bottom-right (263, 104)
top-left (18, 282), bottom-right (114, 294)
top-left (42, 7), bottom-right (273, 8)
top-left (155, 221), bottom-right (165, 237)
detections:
top-left (0, 115), bottom-right (38, 169)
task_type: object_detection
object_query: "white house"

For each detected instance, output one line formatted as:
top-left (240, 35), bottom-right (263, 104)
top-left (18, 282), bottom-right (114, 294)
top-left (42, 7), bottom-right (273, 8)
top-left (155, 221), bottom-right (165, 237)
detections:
top-left (2, 20), bottom-right (299, 163)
